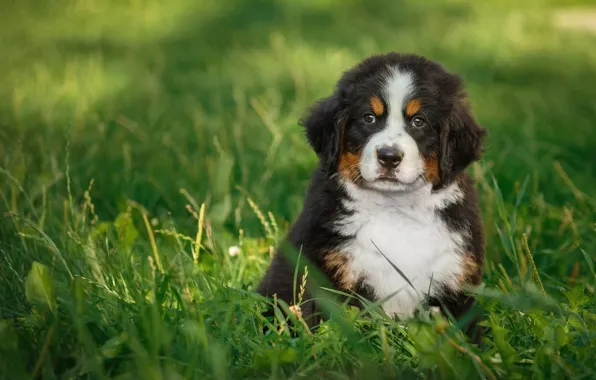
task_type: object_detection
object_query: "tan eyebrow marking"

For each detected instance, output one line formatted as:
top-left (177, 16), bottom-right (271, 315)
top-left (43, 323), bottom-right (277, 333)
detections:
top-left (370, 95), bottom-right (385, 116)
top-left (405, 98), bottom-right (422, 117)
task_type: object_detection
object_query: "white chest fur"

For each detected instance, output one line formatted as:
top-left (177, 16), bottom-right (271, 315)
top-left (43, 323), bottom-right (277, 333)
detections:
top-left (336, 182), bottom-right (466, 319)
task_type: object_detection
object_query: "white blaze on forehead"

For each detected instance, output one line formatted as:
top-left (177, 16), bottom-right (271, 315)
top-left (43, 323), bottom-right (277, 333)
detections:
top-left (358, 67), bottom-right (424, 189)
top-left (384, 67), bottom-right (415, 119)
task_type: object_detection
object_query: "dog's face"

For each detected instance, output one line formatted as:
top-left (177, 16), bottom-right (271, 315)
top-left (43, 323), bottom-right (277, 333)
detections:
top-left (303, 53), bottom-right (486, 192)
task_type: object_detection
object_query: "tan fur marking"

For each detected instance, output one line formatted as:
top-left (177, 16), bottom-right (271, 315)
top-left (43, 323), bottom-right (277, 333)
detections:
top-left (422, 152), bottom-right (440, 183)
top-left (405, 98), bottom-right (422, 117)
top-left (338, 150), bottom-right (363, 183)
top-left (370, 95), bottom-right (385, 116)
top-left (457, 255), bottom-right (481, 286)
top-left (324, 251), bottom-right (356, 290)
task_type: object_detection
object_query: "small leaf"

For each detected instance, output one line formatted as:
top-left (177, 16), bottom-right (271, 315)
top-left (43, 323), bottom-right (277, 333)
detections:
top-left (554, 324), bottom-right (570, 349)
top-left (346, 305), bottom-right (360, 320)
top-left (114, 212), bottom-right (139, 252)
top-left (582, 310), bottom-right (596, 326)
top-left (490, 315), bottom-right (516, 370)
top-left (25, 262), bottom-right (57, 314)
top-left (561, 284), bottom-right (590, 311)
top-left (90, 221), bottom-right (111, 239)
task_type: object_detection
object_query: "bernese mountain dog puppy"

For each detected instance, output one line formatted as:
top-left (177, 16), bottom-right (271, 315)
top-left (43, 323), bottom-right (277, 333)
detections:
top-left (257, 52), bottom-right (487, 341)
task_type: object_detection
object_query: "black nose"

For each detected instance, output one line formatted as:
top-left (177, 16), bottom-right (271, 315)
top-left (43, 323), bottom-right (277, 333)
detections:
top-left (376, 146), bottom-right (403, 169)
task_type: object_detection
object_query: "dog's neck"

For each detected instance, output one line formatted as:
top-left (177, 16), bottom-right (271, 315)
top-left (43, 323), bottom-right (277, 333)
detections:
top-left (339, 178), bottom-right (463, 214)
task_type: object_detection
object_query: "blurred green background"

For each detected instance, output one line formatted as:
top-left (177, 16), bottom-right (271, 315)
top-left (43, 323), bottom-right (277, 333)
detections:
top-left (1, 0), bottom-right (595, 378)
top-left (2, 0), bottom-right (595, 229)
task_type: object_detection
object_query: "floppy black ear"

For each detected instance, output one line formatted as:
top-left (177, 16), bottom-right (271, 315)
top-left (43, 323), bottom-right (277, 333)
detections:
top-left (438, 100), bottom-right (487, 187)
top-left (300, 94), bottom-right (343, 173)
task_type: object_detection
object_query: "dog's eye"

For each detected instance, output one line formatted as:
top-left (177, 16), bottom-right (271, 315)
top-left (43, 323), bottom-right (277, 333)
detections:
top-left (363, 114), bottom-right (376, 123)
top-left (411, 116), bottom-right (426, 127)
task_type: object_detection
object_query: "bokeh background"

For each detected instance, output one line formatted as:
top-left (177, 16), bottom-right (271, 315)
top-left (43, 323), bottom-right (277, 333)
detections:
top-left (3, 0), bottom-right (595, 229)
top-left (1, 0), bottom-right (595, 378)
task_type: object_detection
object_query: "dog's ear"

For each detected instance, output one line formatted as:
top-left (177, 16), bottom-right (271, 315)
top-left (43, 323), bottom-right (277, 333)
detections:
top-left (438, 98), bottom-right (487, 187)
top-left (301, 93), bottom-right (343, 173)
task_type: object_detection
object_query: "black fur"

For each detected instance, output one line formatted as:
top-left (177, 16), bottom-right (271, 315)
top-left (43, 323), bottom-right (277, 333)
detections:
top-left (257, 52), bottom-right (487, 342)
top-left (302, 94), bottom-right (344, 174)
top-left (438, 101), bottom-right (486, 189)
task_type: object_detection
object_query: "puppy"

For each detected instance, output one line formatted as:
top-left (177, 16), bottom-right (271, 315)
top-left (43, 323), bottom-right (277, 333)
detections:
top-left (257, 52), bottom-right (487, 341)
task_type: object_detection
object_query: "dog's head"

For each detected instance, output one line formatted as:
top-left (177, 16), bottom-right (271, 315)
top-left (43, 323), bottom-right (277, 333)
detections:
top-left (302, 53), bottom-right (486, 192)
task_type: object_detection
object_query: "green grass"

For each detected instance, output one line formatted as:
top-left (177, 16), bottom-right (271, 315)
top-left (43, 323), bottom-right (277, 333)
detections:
top-left (1, 0), bottom-right (596, 378)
